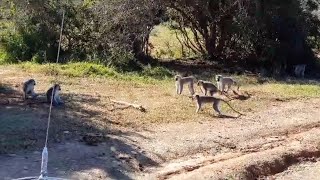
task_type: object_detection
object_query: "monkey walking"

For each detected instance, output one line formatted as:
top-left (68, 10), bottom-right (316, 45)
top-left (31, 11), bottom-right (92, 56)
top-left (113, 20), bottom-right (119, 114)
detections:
top-left (193, 94), bottom-right (244, 116)
top-left (175, 75), bottom-right (196, 95)
top-left (197, 80), bottom-right (219, 96)
top-left (46, 84), bottom-right (64, 106)
top-left (216, 75), bottom-right (239, 93)
top-left (22, 79), bottom-right (38, 100)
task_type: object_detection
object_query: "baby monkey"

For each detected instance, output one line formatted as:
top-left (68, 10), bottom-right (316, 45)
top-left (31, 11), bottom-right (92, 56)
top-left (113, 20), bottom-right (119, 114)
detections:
top-left (23, 79), bottom-right (38, 100)
top-left (197, 80), bottom-right (219, 96)
top-left (46, 84), bottom-right (64, 106)
top-left (193, 94), bottom-right (244, 116)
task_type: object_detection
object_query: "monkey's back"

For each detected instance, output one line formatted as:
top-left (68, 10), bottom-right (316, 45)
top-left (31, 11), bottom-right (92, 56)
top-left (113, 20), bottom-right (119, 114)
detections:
top-left (46, 87), bottom-right (54, 103)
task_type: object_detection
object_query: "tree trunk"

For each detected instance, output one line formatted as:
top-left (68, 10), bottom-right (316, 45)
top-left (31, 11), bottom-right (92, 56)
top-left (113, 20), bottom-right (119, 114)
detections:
top-left (204, 24), bottom-right (217, 60)
top-left (255, 0), bottom-right (264, 20)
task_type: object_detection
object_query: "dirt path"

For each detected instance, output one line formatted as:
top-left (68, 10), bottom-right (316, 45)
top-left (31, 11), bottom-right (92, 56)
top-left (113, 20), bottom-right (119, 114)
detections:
top-left (1, 98), bottom-right (320, 179)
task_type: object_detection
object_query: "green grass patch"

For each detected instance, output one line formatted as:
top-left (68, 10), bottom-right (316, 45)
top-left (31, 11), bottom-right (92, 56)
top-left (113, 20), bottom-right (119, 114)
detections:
top-left (258, 83), bottom-right (320, 98)
top-left (15, 62), bottom-right (174, 84)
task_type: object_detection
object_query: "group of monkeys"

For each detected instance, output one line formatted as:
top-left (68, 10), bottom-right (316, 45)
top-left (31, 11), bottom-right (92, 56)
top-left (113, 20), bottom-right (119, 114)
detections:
top-left (23, 74), bottom-right (242, 116)
top-left (175, 74), bottom-right (244, 116)
top-left (22, 79), bottom-right (64, 106)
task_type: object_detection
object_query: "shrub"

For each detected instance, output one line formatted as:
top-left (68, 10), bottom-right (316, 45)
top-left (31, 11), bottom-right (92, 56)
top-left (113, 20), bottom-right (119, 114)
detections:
top-left (0, 31), bottom-right (30, 63)
top-left (107, 47), bottom-right (143, 72)
top-left (141, 65), bottom-right (173, 79)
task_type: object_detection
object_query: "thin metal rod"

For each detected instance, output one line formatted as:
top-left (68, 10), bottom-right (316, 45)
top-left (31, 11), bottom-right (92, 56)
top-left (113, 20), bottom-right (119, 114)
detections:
top-left (45, 9), bottom-right (65, 148)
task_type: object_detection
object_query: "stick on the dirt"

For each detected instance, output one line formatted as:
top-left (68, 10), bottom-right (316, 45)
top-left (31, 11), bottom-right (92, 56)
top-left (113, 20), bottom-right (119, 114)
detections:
top-left (110, 100), bottom-right (146, 112)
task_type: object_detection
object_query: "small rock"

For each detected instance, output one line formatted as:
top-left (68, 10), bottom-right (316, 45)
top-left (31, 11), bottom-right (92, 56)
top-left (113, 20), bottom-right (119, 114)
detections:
top-left (23, 166), bottom-right (28, 170)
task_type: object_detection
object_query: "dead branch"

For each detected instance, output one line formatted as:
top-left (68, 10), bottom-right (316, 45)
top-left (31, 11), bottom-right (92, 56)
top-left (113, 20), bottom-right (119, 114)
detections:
top-left (110, 100), bottom-right (146, 112)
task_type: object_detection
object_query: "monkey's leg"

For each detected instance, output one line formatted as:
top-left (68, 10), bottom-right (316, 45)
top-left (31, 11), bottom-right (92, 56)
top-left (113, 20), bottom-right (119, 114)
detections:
top-left (222, 84), bottom-right (226, 93)
top-left (213, 101), bottom-right (222, 115)
top-left (204, 89), bottom-right (207, 96)
top-left (189, 84), bottom-right (195, 95)
top-left (25, 90), bottom-right (32, 99)
top-left (196, 103), bottom-right (201, 113)
top-left (179, 84), bottom-right (183, 94)
top-left (209, 91), bottom-right (214, 96)
top-left (31, 90), bottom-right (38, 99)
top-left (176, 83), bottom-right (180, 94)
top-left (227, 84), bottom-right (231, 92)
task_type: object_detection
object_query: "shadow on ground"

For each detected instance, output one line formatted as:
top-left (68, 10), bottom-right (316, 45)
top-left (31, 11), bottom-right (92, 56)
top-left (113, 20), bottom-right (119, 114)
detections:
top-left (0, 83), bottom-right (159, 179)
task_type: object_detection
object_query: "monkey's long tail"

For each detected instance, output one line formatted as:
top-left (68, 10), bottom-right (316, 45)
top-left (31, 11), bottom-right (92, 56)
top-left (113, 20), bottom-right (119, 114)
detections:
top-left (219, 90), bottom-right (233, 101)
top-left (222, 100), bottom-right (245, 116)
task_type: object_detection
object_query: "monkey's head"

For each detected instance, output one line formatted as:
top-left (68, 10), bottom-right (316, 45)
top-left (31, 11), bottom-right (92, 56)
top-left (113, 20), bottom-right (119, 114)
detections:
top-left (215, 75), bottom-right (222, 82)
top-left (197, 80), bottom-right (203, 86)
top-left (54, 84), bottom-right (61, 91)
top-left (175, 75), bottom-right (181, 81)
top-left (191, 94), bottom-right (200, 100)
top-left (28, 79), bottom-right (36, 86)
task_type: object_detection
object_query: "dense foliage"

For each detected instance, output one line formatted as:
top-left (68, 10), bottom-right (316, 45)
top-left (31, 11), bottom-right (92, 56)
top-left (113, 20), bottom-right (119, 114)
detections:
top-left (0, 0), bottom-right (319, 75)
top-left (0, 0), bottom-right (165, 71)
top-left (165, 0), bottom-right (320, 74)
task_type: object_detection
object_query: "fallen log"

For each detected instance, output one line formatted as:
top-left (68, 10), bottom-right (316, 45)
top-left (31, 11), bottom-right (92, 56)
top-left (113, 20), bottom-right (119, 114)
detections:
top-left (110, 100), bottom-right (146, 112)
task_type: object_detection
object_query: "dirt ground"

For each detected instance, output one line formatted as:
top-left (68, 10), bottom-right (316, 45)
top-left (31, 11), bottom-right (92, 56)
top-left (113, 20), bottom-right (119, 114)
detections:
top-left (1, 66), bottom-right (320, 179)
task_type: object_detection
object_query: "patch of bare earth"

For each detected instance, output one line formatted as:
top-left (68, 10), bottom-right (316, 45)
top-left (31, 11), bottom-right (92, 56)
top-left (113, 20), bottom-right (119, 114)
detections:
top-left (1, 67), bottom-right (320, 179)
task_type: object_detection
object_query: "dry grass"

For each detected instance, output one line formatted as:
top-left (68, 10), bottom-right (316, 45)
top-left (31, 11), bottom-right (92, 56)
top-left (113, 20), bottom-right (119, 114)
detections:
top-left (1, 64), bottom-right (320, 153)
top-left (2, 65), bottom-right (320, 125)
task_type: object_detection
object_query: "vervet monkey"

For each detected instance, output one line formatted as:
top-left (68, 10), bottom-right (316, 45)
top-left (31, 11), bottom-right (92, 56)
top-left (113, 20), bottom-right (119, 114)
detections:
top-left (197, 80), bottom-right (219, 96)
top-left (294, 64), bottom-right (306, 78)
top-left (215, 75), bottom-right (239, 93)
top-left (193, 94), bottom-right (244, 116)
top-left (46, 84), bottom-right (64, 106)
top-left (175, 75), bottom-right (196, 95)
top-left (23, 79), bottom-right (38, 100)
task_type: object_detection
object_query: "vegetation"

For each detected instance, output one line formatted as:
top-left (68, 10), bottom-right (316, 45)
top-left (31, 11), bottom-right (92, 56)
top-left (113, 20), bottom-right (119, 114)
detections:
top-left (17, 62), bottom-right (173, 82)
top-left (0, 0), bottom-right (319, 76)
top-left (149, 24), bottom-right (197, 59)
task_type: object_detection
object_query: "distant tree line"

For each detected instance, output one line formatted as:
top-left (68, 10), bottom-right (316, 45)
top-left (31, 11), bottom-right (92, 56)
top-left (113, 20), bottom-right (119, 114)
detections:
top-left (0, 0), bottom-right (319, 75)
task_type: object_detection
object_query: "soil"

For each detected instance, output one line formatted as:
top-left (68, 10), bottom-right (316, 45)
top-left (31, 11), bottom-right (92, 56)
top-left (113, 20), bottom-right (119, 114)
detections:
top-left (1, 97), bottom-right (320, 179)
top-left (1, 65), bottom-right (320, 180)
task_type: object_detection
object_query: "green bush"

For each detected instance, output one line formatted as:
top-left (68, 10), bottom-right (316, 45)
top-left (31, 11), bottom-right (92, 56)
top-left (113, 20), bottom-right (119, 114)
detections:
top-left (141, 65), bottom-right (173, 79)
top-left (31, 53), bottom-right (44, 64)
top-left (61, 63), bottom-right (117, 77)
top-left (107, 47), bottom-right (143, 72)
top-left (0, 31), bottom-right (30, 63)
